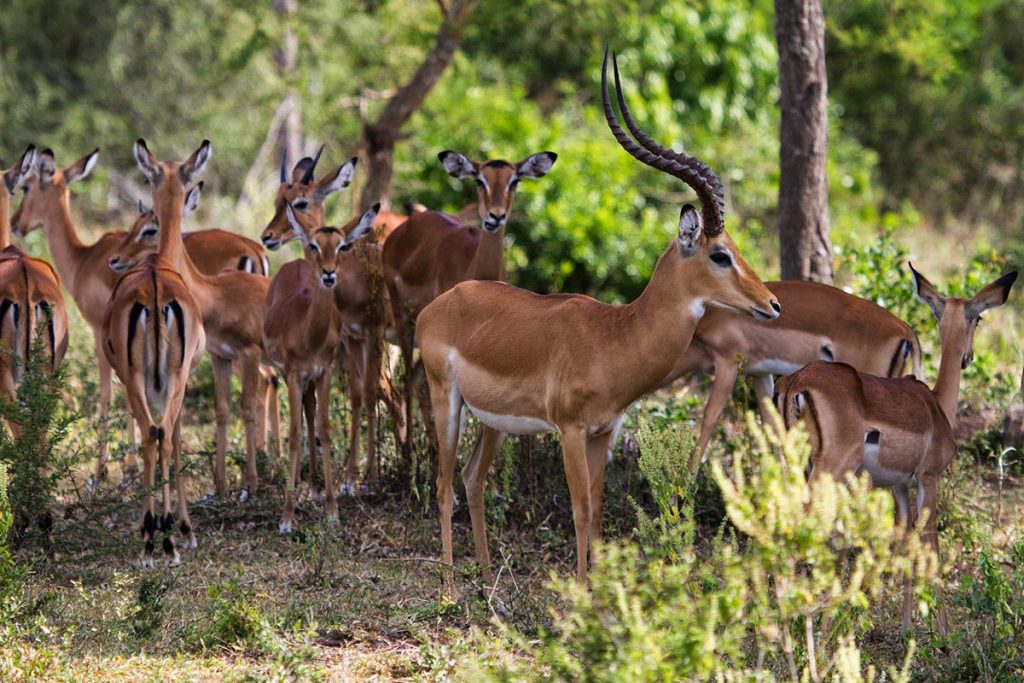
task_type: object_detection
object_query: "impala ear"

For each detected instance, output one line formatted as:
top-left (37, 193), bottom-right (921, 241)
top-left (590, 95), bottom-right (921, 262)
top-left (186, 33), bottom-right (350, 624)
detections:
top-left (966, 271), bottom-right (1018, 319)
top-left (3, 144), bottom-right (35, 193)
top-left (134, 139), bottom-right (162, 185)
top-left (180, 140), bottom-right (211, 184)
top-left (183, 182), bottom-right (203, 217)
top-left (37, 149), bottom-right (57, 187)
top-left (65, 148), bottom-right (99, 184)
top-left (284, 203), bottom-right (310, 246)
top-left (909, 263), bottom-right (945, 321)
top-left (793, 391), bottom-right (808, 418)
top-left (438, 151), bottom-right (477, 179)
top-left (341, 202), bottom-right (379, 251)
top-left (138, 199), bottom-right (149, 215)
top-left (515, 151), bottom-right (557, 179)
top-left (315, 157), bottom-right (357, 203)
top-left (676, 204), bottom-right (703, 256)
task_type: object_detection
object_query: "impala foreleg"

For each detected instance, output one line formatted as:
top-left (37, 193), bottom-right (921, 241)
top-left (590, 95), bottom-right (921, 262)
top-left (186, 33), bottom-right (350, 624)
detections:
top-left (302, 384), bottom-right (319, 500)
top-left (317, 372), bottom-right (337, 521)
top-left (585, 430), bottom-right (615, 549)
top-left (426, 364), bottom-right (462, 599)
top-left (918, 474), bottom-right (948, 637)
top-left (93, 333), bottom-right (112, 486)
top-left (692, 357), bottom-right (740, 470)
top-left (462, 426), bottom-right (506, 584)
top-left (280, 378), bottom-right (305, 535)
top-left (342, 349), bottom-right (363, 495)
top-left (239, 355), bottom-right (262, 501)
top-left (560, 426), bottom-right (592, 583)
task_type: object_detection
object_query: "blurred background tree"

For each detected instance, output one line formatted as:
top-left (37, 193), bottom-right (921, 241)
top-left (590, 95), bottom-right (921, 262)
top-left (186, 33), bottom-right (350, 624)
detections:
top-left (0, 0), bottom-right (1020, 301)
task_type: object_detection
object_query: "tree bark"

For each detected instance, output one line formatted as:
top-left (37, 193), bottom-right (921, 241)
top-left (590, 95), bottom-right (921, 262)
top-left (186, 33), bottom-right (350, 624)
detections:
top-left (359, 0), bottom-right (477, 211)
top-left (275, 0), bottom-right (301, 170)
top-left (775, 0), bottom-right (833, 283)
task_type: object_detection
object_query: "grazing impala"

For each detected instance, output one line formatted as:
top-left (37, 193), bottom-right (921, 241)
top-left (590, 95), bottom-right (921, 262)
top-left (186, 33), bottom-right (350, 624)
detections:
top-left (669, 280), bottom-right (921, 469)
top-left (103, 249), bottom-right (206, 565)
top-left (417, 52), bottom-right (780, 595)
top-left (133, 139), bottom-right (269, 502)
top-left (382, 145), bottom-right (556, 456)
top-left (0, 145), bottom-right (69, 435)
top-left (11, 149), bottom-right (275, 487)
top-left (775, 265), bottom-right (1017, 635)
top-left (260, 149), bottom-right (407, 250)
top-left (266, 202), bottom-right (377, 532)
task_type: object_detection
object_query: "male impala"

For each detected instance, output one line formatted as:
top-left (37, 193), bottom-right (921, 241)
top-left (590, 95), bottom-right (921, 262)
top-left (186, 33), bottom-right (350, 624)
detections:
top-left (11, 149), bottom-right (274, 487)
top-left (417, 53), bottom-right (780, 595)
top-left (103, 243), bottom-right (206, 564)
top-left (775, 265), bottom-right (1017, 635)
top-left (382, 144), bottom-right (556, 456)
top-left (265, 202), bottom-right (376, 532)
top-left (0, 145), bottom-right (69, 434)
top-left (669, 280), bottom-right (921, 469)
top-left (133, 139), bottom-right (269, 502)
top-left (260, 150), bottom-right (407, 250)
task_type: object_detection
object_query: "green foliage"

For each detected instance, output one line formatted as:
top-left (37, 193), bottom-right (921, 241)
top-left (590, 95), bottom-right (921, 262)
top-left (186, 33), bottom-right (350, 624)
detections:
top-left (462, 415), bottom-right (928, 681)
top-left (0, 339), bottom-right (80, 549)
top-left (629, 419), bottom-right (696, 561)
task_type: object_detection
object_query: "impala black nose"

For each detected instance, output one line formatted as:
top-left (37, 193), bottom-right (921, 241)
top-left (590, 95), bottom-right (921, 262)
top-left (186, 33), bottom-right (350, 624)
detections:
top-left (770, 299), bottom-right (782, 314)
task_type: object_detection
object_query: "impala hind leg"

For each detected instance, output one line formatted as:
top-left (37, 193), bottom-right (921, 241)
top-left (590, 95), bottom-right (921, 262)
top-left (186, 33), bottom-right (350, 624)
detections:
top-left (363, 339), bottom-right (384, 489)
top-left (92, 334), bottom-right (113, 489)
top-left (462, 426), bottom-right (507, 584)
top-left (156, 426), bottom-right (179, 567)
top-left (919, 475), bottom-right (948, 637)
top-left (560, 426), bottom-right (592, 583)
top-left (894, 484), bottom-right (917, 634)
top-left (303, 384), bottom-right (320, 500)
top-left (173, 418), bottom-right (197, 550)
top-left (137, 425), bottom-right (159, 569)
top-left (238, 355), bottom-right (262, 501)
top-left (211, 356), bottom-right (233, 498)
top-left (266, 373), bottom-right (282, 460)
top-left (341, 350), bottom-right (363, 496)
top-left (427, 365), bottom-right (462, 599)
top-left (691, 357), bottom-right (739, 471)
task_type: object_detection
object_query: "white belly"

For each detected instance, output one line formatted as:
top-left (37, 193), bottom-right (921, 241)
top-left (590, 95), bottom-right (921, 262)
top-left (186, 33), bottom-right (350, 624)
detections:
top-left (465, 403), bottom-right (557, 435)
top-left (860, 440), bottom-right (914, 488)
top-left (747, 358), bottom-right (805, 376)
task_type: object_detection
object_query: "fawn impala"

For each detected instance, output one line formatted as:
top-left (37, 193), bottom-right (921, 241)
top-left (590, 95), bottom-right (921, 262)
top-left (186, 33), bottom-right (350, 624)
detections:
top-left (382, 145), bottom-right (557, 457)
top-left (102, 183), bottom-right (206, 565)
top-left (11, 149), bottom-right (275, 487)
top-left (774, 265), bottom-right (1017, 636)
top-left (265, 202), bottom-right (377, 532)
top-left (417, 52), bottom-right (780, 595)
top-left (133, 139), bottom-right (270, 502)
top-left (0, 145), bottom-right (69, 435)
top-left (668, 280), bottom-right (921, 469)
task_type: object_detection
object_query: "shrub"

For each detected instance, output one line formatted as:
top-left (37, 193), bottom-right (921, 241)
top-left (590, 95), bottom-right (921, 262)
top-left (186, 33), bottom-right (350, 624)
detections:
top-left (461, 414), bottom-right (931, 681)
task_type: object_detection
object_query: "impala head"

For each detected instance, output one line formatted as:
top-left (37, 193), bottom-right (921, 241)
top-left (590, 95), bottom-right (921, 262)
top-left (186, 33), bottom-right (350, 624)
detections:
top-left (109, 184), bottom-right (203, 273)
top-left (134, 138), bottom-right (210, 212)
top-left (2, 145), bottom-right (36, 198)
top-left (438, 149), bottom-right (556, 231)
top-left (284, 200), bottom-right (378, 289)
top-left (910, 264), bottom-right (1017, 369)
top-left (602, 50), bottom-right (779, 321)
top-left (261, 148), bottom-right (357, 250)
top-left (11, 148), bottom-right (99, 236)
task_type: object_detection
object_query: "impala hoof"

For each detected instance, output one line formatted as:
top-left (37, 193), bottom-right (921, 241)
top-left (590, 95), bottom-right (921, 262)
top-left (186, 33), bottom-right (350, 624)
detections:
top-left (183, 534), bottom-right (198, 550)
top-left (278, 520), bottom-right (293, 535)
top-left (238, 489), bottom-right (250, 504)
top-left (309, 488), bottom-right (324, 503)
top-left (137, 555), bottom-right (154, 570)
top-left (338, 481), bottom-right (356, 497)
top-left (326, 512), bottom-right (338, 523)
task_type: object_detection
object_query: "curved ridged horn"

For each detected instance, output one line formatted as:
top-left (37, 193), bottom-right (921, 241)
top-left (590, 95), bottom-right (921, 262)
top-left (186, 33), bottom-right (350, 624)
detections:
top-left (601, 48), bottom-right (725, 236)
top-left (280, 148), bottom-right (289, 184)
top-left (300, 144), bottom-right (324, 185)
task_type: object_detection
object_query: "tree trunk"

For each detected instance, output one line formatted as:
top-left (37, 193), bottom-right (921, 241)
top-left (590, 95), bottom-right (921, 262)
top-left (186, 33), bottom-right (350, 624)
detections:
top-left (775, 0), bottom-right (832, 283)
top-left (275, 0), bottom-right (301, 169)
top-left (359, 0), bottom-right (477, 211)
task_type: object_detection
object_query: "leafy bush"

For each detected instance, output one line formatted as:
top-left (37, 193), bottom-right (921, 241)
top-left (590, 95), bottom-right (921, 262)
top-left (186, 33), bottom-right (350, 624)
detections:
top-left (461, 414), bottom-right (930, 681)
top-left (0, 339), bottom-right (80, 549)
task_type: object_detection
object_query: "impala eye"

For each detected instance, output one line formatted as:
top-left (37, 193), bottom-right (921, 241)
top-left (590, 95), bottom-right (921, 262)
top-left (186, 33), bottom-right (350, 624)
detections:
top-left (509, 178), bottom-right (519, 190)
top-left (293, 199), bottom-right (309, 210)
top-left (309, 242), bottom-right (320, 253)
top-left (475, 178), bottom-right (485, 188)
top-left (709, 251), bottom-right (732, 268)
top-left (141, 228), bottom-right (157, 238)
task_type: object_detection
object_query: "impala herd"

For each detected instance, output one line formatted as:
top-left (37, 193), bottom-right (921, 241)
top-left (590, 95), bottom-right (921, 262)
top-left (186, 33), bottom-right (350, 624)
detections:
top-left (0, 55), bottom-right (1017, 635)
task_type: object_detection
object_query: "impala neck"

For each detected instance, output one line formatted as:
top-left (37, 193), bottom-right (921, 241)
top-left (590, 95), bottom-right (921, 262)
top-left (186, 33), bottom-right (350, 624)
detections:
top-left (469, 226), bottom-right (506, 281)
top-left (156, 186), bottom-right (205, 287)
top-left (0, 188), bottom-right (10, 250)
top-left (41, 190), bottom-right (89, 291)
top-left (612, 247), bottom-right (705, 404)
top-left (932, 338), bottom-right (964, 429)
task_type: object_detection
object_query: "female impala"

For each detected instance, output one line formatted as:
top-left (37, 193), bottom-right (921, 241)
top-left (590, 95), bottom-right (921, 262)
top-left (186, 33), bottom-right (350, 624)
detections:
top-left (0, 145), bottom-right (69, 434)
top-left (103, 255), bottom-right (205, 566)
top-left (775, 265), bottom-right (1017, 635)
top-left (417, 52), bottom-right (779, 595)
top-left (11, 149), bottom-right (274, 488)
top-left (265, 202), bottom-right (376, 532)
top-left (667, 280), bottom-right (921, 469)
top-left (382, 146), bottom-right (556, 457)
top-left (132, 139), bottom-right (269, 502)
